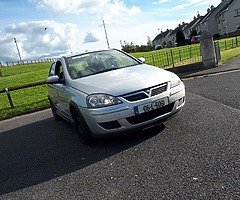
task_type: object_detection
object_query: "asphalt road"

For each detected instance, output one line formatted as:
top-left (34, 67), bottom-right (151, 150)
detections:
top-left (0, 71), bottom-right (240, 199)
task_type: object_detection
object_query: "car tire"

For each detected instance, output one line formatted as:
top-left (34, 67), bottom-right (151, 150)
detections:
top-left (50, 101), bottom-right (61, 121)
top-left (71, 108), bottom-right (93, 145)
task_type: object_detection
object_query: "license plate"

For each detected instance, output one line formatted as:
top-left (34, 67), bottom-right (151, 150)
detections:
top-left (134, 98), bottom-right (168, 115)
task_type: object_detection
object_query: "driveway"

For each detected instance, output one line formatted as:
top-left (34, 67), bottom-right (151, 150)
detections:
top-left (0, 69), bottom-right (240, 199)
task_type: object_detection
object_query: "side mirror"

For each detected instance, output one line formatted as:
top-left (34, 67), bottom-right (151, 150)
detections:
top-left (46, 75), bottom-right (60, 84)
top-left (138, 57), bottom-right (145, 63)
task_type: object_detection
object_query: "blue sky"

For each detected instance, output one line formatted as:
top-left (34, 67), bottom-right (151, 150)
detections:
top-left (0, 0), bottom-right (221, 61)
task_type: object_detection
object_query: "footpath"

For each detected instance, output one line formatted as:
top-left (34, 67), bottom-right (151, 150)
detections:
top-left (174, 56), bottom-right (240, 79)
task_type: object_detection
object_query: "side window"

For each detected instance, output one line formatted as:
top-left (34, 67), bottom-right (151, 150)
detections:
top-left (55, 61), bottom-right (64, 81)
top-left (49, 63), bottom-right (55, 76)
top-left (54, 61), bottom-right (65, 81)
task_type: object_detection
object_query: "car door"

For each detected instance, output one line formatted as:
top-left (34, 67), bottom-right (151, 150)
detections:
top-left (48, 62), bottom-right (59, 106)
top-left (53, 61), bottom-right (72, 120)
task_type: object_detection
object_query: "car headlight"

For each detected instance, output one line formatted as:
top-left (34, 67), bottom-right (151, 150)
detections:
top-left (87, 94), bottom-right (122, 108)
top-left (170, 73), bottom-right (182, 88)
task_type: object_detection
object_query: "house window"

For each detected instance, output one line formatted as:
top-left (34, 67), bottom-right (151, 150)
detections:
top-left (235, 8), bottom-right (240, 17)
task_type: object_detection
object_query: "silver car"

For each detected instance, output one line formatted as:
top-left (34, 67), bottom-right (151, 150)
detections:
top-left (47, 49), bottom-right (185, 144)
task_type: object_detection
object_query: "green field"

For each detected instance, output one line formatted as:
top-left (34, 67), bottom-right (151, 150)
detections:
top-left (131, 44), bottom-right (202, 68)
top-left (130, 36), bottom-right (240, 68)
top-left (0, 36), bottom-right (240, 119)
top-left (0, 62), bottom-right (51, 119)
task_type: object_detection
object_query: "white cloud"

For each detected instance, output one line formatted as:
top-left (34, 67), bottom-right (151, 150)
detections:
top-left (83, 32), bottom-right (100, 43)
top-left (101, 1), bottom-right (141, 24)
top-left (153, 0), bottom-right (169, 5)
top-left (0, 20), bottom-right (84, 61)
top-left (174, 3), bottom-right (190, 10)
top-left (36, 0), bottom-right (109, 14)
top-left (173, 0), bottom-right (221, 10)
top-left (34, 0), bottom-right (141, 23)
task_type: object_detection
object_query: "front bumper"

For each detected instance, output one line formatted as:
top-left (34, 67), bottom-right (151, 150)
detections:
top-left (80, 83), bottom-right (185, 137)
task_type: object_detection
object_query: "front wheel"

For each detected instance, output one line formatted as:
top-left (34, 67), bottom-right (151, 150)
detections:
top-left (72, 109), bottom-right (93, 145)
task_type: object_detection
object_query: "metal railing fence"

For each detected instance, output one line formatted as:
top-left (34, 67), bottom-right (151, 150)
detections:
top-left (142, 44), bottom-right (202, 68)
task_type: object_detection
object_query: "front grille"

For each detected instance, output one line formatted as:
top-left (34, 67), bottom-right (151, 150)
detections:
top-left (121, 83), bottom-right (168, 102)
top-left (151, 85), bottom-right (167, 96)
top-left (98, 121), bottom-right (122, 130)
top-left (124, 93), bottom-right (148, 102)
top-left (126, 103), bottom-right (174, 125)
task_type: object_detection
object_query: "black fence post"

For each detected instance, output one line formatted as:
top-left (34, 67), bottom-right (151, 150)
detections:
top-left (5, 88), bottom-right (14, 108)
top-left (170, 49), bottom-right (175, 68)
top-left (225, 40), bottom-right (227, 50)
top-left (166, 51), bottom-right (170, 66)
top-left (189, 46), bottom-right (192, 58)
top-left (236, 37), bottom-right (238, 46)
top-left (6, 62), bottom-right (8, 67)
top-left (179, 49), bottom-right (182, 62)
top-left (151, 55), bottom-right (155, 66)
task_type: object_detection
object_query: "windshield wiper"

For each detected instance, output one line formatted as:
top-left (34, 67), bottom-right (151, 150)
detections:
top-left (93, 67), bottom-right (120, 75)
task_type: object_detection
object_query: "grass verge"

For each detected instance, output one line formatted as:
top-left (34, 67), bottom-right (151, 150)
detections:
top-left (0, 63), bottom-right (50, 119)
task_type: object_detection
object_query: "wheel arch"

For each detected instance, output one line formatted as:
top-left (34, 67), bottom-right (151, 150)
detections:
top-left (69, 101), bottom-right (85, 123)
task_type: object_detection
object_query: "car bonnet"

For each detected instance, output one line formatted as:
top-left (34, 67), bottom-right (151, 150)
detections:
top-left (71, 64), bottom-right (172, 96)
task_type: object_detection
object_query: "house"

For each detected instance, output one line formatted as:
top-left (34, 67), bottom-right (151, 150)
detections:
top-left (200, 1), bottom-right (235, 36)
top-left (152, 29), bottom-right (172, 49)
top-left (183, 14), bottom-right (204, 39)
top-left (151, 0), bottom-right (240, 48)
top-left (167, 22), bottom-right (188, 47)
top-left (216, 0), bottom-right (240, 36)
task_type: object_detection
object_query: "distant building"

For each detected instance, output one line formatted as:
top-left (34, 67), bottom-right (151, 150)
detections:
top-left (183, 14), bottom-right (204, 39)
top-left (151, 0), bottom-right (240, 48)
top-left (152, 29), bottom-right (172, 49)
top-left (168, 22), bottom-right (188, 47)
top-left (216, 0), bottom-right (240, 36)
top-left (200, 1), bottom-right (236, 36)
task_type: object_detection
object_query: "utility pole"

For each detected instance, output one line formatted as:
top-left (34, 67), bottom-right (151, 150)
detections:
top-left (13, 37), bottom-right (22, 62)
top-left (103, 20), bottom-right (110, 49)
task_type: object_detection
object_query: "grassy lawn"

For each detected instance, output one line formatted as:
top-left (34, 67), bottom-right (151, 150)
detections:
top-left (218, 36), bottom-right (240, 50)
top-left (221, 46), bottom-right (240, 61)
top-left (0, 62), bottom-right (51, 119)
top-left (0, 36), bottom-right (240, 120)
top-left (131, 44), bottom-right (202, 68)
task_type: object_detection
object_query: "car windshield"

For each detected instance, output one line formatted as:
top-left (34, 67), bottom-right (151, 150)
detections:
top-left (66, 49), bottom-right (140, 79)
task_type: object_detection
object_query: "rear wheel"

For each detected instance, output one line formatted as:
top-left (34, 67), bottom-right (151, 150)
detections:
top-left (50, 101), bottom-right (61, 121)
top-left (71, 108), bottom-right (93, 145)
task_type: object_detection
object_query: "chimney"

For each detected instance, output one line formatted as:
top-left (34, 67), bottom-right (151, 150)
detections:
top-left (211, 5), bottom-right (215, 10)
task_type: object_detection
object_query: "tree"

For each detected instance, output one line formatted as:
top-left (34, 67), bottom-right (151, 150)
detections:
top-left (121, 41), bottom-right (136, 53)
top-left (121, 38), bottom-right (154, 53)
top-left (146, 36), bottom-right (154, 51)
top-left (190, 29), bottom-right (198, 37)
top-left (176, 29), bottom-right (186, 46)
